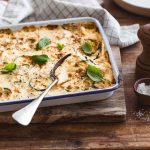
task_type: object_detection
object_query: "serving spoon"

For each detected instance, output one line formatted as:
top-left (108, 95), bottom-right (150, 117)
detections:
top-left (12, 53), bottom-right (71, 126)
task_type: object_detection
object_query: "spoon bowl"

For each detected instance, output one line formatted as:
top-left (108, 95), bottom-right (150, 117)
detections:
top-left (12, 53), bottom-right (71, 126)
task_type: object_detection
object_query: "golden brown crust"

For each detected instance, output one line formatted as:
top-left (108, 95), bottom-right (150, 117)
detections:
top-left (0, 23), bottom-right (115, 100)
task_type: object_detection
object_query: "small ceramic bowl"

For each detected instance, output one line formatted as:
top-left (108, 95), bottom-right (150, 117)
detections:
top-left (134, 78), bottom-right (150, 105)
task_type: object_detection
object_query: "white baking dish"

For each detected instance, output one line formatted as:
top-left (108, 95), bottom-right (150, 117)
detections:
top-left (0, 17), bottom-right (121, 112)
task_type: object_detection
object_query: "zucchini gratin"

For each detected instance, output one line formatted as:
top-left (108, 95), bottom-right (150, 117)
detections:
top-left (0, 23), bottom-right (115, 100)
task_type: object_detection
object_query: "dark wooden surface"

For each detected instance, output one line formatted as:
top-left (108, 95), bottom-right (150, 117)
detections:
top-left (0, 46), bottom-right (126, 124)
top-left (1, 0), bottom-right (150, 149)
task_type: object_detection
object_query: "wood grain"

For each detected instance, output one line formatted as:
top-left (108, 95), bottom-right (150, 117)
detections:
top-left (1, 122), bottom-right (150, 150)
top-left (0, 46), bottom-right (126, 124)
top-left (0, 0), bottom-right (150, 149)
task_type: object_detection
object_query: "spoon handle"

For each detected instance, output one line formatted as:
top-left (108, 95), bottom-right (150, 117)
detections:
top-left (12, 79), bottom-right (58, 126)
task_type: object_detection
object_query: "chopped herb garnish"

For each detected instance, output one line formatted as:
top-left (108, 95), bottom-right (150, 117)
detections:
top-left (57, 43), bottom-right (64, 50)
top-left (36, 37), bottom-right (50, 50)
top-left (81, 41), bottom-right (92, 54)
top-left (1, 62), bottom-right (16, 73)
top-left (87, 64), bottom-right (103, 82)
top-left (31, 54), bottom-right (50, 65)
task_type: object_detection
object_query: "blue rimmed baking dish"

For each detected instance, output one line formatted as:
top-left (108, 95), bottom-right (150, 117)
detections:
top-left (0, 17), bottom-right (121, 112)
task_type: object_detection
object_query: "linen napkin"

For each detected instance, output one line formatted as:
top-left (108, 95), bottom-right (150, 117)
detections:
top-left (0, 0), bottom-right (139, 48)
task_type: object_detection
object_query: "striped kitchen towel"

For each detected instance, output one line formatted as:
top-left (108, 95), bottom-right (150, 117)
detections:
top-left (0, 0), bottom-right (139, 48)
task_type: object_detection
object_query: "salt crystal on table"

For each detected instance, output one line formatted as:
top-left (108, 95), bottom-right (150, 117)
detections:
top-left (137, 83), bottom-right (150, 96)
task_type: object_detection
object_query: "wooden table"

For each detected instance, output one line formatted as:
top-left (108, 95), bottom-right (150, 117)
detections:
top-left (1, 0), bottom-right (150, 149)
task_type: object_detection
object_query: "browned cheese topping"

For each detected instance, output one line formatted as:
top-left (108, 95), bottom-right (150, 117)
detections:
top-left (0, 23), bottom-right (115, 100)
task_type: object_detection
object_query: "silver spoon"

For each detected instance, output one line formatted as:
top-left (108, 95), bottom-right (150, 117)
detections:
top-left (12, 53), bottom-right (71, 126)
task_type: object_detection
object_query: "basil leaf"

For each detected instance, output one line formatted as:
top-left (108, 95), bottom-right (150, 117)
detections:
top-left (57, 43), bottom-right (64, 51)
top-left (2, 62), bottom-right (16, 73)
top-left (81, 41), bottom-right (92, 54)
top-left (36, 37), bottom-right (50, 50)
top-left (31, 55), bottom-right (50, 65)
top-left (87, 64), bottom-right (103, 82)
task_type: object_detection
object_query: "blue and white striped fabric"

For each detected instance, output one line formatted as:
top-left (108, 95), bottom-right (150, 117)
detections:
top-left (0, 0), bottom-right (139, 48)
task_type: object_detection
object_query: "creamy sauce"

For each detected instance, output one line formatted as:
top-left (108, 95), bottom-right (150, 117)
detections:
top-left (0, 23), bottom-right (115, 100)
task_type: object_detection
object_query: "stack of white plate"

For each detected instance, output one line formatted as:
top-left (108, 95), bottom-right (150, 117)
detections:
top-left (114, 0), bottom-right (150, 17)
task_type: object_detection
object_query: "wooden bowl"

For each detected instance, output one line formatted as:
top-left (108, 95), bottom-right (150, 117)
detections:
top-left (134, 78), bottom-right (150, 105)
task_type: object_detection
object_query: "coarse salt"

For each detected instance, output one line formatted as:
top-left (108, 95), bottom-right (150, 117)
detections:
top-left (133, 109), bottom-right (150, 122)
top-left (137, 83), bottom-right (150, 96)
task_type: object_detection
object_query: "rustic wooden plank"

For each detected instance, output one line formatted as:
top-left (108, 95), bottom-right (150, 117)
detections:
top-left (1, 0), bottom-right (150, 149)
top-left (0, 46), bottom-right (126, 124)
top-left (121, 43), bottom-right (142, 74)
top-left (0, 123), bottom-right (150, 150)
